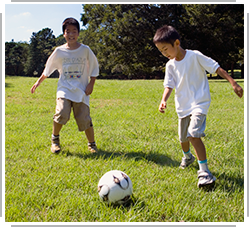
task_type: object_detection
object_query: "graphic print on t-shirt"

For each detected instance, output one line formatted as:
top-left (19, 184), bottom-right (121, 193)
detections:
top-left (63, 57), bottom-right (86, 79)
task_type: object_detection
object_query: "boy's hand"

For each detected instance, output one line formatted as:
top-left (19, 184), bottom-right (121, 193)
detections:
top-left (216, 67), bottom-right (243, 98)
top-left (159, 101), bottom-right (167, 113)
top-left (85, 83), bottom-right (94, 96)
top-left (233, 83), bottom-right (243, 98)
top-left (159, 87), bottom-right (172, 113)
top-left (85, 77), bottom-right (96, 96)
top-left (30, 82), bottom-right (39, 94)
top-left (30, 74), bottom-right (47, 94)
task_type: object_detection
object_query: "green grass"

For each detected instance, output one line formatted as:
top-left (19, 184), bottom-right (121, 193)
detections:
top-left (5, 76), bottom-right (244, 222)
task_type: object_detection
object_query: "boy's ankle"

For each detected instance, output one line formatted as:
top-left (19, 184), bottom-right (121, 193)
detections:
top-left (52, 134), bottom-right (59, 139)
top-left (88, 142), bottom-right (98, 153)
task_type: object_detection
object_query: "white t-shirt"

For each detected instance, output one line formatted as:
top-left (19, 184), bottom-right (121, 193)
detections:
top-left (164, 50), bottom-right (220, 118)
top-left (42, 44), bottom-right (99, 106)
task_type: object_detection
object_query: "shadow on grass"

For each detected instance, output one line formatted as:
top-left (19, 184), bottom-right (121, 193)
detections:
top-left (121, 198), bottom-right (146, 215)
top-left (103, 194), bottom-right (145, 210)
top-left (62, 148), bottom-right (179, 167)
top-left (212, 171), bottom-right (244, 193)
top-left (5, 82), bottom-right (13, 88)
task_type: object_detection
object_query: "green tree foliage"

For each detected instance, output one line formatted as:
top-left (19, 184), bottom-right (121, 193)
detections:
top-left (5, 4), bottom-right (244, 79)
top-left (81, 4), bottom-right (186, 78)
top-left (5, 41), bottom-right (29, 76)
top-left (24, 28), bottom-right (56, 77)
top-left (183, 4), bottom-right (244, 76)
top-left (55, 34), bottom-right (66, 47)
top-left (81, 4), bottom-right (244, 79)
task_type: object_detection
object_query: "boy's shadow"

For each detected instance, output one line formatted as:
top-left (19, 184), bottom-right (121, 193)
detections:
top-left (211, 171), bottom-right (244, 193)
top-left (62, 149), bottom-right (244, 193)
top-left (186, 165), bottom-right (244, 193)
top-left (63, 148), bottom-right (179, 167)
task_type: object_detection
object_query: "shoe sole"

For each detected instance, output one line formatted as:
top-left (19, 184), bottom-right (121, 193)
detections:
top-left (198, 178), bottom-right (216, 189)
top-left (51, 147), bottom-right (61, 154)
top-left (180, 164), bottom-right (191, 169)
top-left (88, 148), bottom-right (98, 153)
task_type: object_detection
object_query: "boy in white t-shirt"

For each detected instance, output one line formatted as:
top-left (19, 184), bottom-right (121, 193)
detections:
top-left (31, 18), bottom-right (99, 154)
top-left (153, 25), bottom-right (243, 188)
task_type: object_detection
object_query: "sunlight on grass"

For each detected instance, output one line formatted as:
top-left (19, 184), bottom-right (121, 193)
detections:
top-left (5, 76), bottom-right (244, 222)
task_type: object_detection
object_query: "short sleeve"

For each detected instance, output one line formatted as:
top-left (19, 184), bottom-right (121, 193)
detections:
top-left (42, 48), bottom-right (60, 77)
top-left (194, 50), bottom-right (220, 74)
top-left (163, 63), bottom-right (176, 89)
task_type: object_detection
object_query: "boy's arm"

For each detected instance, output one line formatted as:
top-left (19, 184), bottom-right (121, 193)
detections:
top-left (159, 87), bottom-right (173, 113)
top-left (30, 74), bottom-right (47, 94)
top-left (85, 77), bottom-right (96, 96)
top-left (216, 67), bottom-right (243, 98)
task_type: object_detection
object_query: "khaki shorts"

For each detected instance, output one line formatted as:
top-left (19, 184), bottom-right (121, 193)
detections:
top-left (178, 113), bottom-right (206, 143)
top-left (53, 98), bottom-right (93, 131)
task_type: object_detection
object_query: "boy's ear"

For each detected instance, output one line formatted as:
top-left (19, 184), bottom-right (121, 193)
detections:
top-left (175, 39), bottom-right (180, 47)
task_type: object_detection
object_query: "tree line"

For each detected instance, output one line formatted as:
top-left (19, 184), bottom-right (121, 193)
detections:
top-left (5, 4), bottom-right (244, 79)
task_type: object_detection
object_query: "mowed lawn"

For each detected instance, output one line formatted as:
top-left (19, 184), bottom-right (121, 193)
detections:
top-left (5, 76), bottom-right (244, 222)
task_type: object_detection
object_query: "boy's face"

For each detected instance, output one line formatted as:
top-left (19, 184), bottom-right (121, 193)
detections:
top-left (155, 40), bottom-right (179, 60)
top-left (63, 24), bottom-right (79, 45)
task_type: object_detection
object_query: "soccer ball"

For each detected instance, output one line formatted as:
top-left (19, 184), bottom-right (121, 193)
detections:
top-left (98, 170), bottom-right (133, 205)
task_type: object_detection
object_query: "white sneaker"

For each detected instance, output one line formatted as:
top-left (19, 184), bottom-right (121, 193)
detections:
top-left (197, 170), bottom-right (216, 188)
top-left (179, 154), bottom-right (195, 169)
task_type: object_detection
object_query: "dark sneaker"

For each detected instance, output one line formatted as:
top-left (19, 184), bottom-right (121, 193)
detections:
top-left (51, 136), bottom-right (61, 154)
top-left (88, 142), bottom-right (98, 153)
top-left (179, 154), bottom-right (195, 169)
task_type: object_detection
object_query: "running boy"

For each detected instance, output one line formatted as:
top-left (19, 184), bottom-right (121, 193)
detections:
top-left (153, 25), bottom-right (243, 188)
top-left (31, 18), bottom-right (99, 154)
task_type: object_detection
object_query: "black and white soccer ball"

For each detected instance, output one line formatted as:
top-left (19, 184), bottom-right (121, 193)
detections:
top-left (98, 170), bottom-right (133, 205)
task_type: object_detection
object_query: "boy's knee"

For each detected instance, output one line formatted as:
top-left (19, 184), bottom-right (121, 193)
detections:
top-left (54, 109), bottom-right (70, 125)
top-left (188, 137), bottom-right (202, 144)
top-left (54, 98), bottom-right (71, 125)
top-left (188, 137), bottom-right (193, 143)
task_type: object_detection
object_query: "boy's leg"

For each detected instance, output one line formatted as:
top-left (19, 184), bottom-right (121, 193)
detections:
top-left (72, 102), bottom-right (98, 153)
top-left (51, 121), bottom-right (63, 154)
top-left (187, 114), bottom-right (216, 188)
top-left (53, 121), bottom-right (63, 136)
top-left (85, 126), bottom-right (95, 143)
top-left (188, 137), bottom-right (209, 171)
top-left (51, 98), bottom-right (71, 153)
top-left (179, 117), bottom-right (195, 168)
top-left (85, 126), bottom-right (98, 153)
top-left (180, 141), bottom-right (195, 168)
top-left (187, 114), bottom-right (208, 169)
top-left (181, 141), bottom-right (190, 153)
top-left (188, 137), bottom-right (206, 161)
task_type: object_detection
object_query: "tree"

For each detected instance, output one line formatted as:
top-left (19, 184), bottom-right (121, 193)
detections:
top-left (81, 4), bottom-right (243, 79)
top-left (183, 4), bottom-right (244, 76)
top-left (81, 4), bottom-right (187, 78)
top-left (5, 41), bottom-right (29, 76)
top-left (24, 28), bottom-right (56, 77)
top-left (55, 34), bottom-right (66, 46)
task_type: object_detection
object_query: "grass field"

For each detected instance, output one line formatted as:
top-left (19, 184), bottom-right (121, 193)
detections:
top-left (5, 76), bottom-right (244, 222)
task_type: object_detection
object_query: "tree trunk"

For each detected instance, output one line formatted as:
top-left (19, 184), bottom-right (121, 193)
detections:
top-left (230, 62), bottom-right (234, 78)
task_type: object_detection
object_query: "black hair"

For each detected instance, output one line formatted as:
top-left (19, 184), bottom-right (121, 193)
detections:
top-left (153, 25), bottom-right (180, 46)
top-left (62, 17), bottom-right (80, 33)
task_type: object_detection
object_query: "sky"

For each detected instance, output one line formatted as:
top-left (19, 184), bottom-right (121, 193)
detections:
top-left (2, 1), bottom-right (249, 43)
top-left (4, 3), bottom-right (84, 43)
